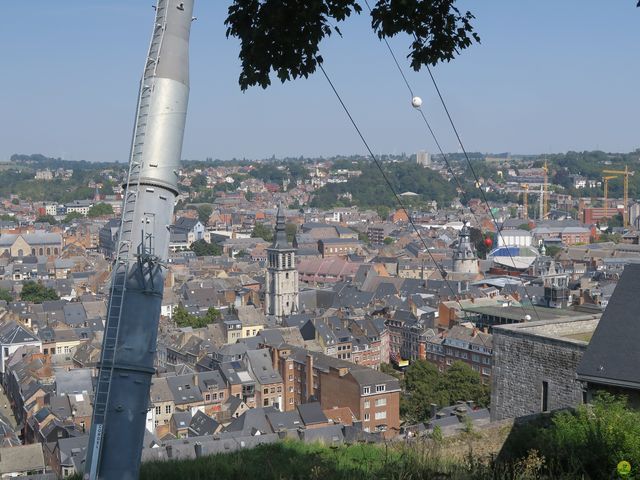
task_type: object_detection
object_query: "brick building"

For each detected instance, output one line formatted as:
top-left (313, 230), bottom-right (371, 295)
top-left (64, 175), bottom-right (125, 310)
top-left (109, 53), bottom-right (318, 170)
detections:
top-left (266, 344), bottom-right (401, 437)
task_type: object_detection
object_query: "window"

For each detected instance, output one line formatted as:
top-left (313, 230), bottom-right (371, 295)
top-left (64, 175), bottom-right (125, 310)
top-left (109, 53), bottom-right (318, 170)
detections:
top-left (375, 398), bottom-right (387, 407)
top-left (219, 392), bottom-right (224, 399)
top-left (277, 386), bottom-right (282, 393)
top-left (289, 375), bottom-right (293, 381)
top-left (289, 386), bottom-right (294, 393)
top-left (154, 420), bottom-right (159, 427)
top-left (165, 405), bottom-right (171, 414)
top-left (446, 358), bottom-right (452, 366)
top-left (289, 398), bottom-right (294, 404)
top-left (155, 406), bottom-right (161, 415)
top-left (364, 413), bottom-right (370, 421)
top-left (363, 386), bottom-right (371, 395)
top-left (481, 367), bottom-right (490, 376)
top-left (264, 399), bottom-right (269, 407)
top-left (289, 363), bottom-right (293, 370)
top-left (375, 385), bottom-right (386, 393)
top-left (364, 400), bottom-right (370, 409)
top-left (542, 381), bottom-right (549, 412)
top-left (375, 411), bottom-right (387, 420)
top-left (264, 388), bottom-right (269, 395)
top-left (270, 387), bottom-right (275, 394)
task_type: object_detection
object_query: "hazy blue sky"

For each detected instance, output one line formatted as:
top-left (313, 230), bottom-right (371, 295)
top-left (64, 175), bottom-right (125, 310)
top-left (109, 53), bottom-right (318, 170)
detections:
top-left (1, 1), bottom-right (638, 162)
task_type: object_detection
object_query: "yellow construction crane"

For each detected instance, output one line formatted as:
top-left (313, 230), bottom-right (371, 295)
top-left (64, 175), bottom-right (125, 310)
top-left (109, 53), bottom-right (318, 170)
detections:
top-left (542, 160), bottom-right (549, 218)
top-left (603, 175), bottom-right (618, 220)
top-left (521, 183), bottom-right (529, 219)
top-left (602, 166), bottom-right (635, 226)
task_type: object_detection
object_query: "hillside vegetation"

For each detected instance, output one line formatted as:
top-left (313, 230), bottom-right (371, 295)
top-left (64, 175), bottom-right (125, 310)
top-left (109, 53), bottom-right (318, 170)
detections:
top-left (67, 393), bottom-right (639, 479)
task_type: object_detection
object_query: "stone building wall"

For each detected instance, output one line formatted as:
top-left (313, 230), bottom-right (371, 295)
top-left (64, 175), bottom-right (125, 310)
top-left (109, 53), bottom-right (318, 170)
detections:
top-left (490, 318), bottom-right (599, 421)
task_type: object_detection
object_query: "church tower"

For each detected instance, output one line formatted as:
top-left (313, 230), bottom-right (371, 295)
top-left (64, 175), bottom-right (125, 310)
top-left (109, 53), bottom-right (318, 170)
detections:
top-left (265, 204), bottom-right (299, 320)
top-left (452, 221), bottom-right (479, 274)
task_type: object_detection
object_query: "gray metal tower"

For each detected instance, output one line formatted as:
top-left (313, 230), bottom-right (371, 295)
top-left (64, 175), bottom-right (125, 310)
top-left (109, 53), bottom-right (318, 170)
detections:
top-left (84, 1), bottom-right (194, 478)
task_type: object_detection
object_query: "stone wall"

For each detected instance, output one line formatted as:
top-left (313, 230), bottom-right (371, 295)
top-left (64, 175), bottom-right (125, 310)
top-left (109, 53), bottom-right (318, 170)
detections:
top-left (490, 318), bottom-right (598, 421)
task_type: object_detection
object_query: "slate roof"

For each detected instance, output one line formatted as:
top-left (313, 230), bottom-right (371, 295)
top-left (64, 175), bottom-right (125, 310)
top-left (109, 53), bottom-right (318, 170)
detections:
top-left (297, 402), bottom-right (328, 426)
top-left (0, 321), bottom-right (39, 345)
top-left (188, 410), bottom-right (219, 437)
top-left (172, 411), bottom-right (192, 430)
top-left (265, 409), bottom-right (303, 431)
top-left (577, 264), bottom-right (640, 389)
top-left (245, 349), bottom-right (282, 386)
top-left (166, 375), bottom-right (203, 405)
top-left (55, 369), bottom-right (93, 396)
top-left (223, 406), bottom-right (276, 436)
top-left (63, 303), bottom-right (87, 326)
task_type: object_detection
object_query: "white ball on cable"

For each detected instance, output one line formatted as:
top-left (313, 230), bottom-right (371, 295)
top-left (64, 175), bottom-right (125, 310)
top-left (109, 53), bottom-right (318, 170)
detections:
top-left (411, 96), bottom-right (423, 108)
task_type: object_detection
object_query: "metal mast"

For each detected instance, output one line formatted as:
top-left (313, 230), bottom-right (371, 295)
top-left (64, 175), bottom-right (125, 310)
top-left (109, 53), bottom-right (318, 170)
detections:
top-left (84, 1), bottom-right (194, 478)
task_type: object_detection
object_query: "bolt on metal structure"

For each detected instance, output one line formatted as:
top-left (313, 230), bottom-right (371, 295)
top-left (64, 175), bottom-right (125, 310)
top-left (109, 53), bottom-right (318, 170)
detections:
top-left (84, 1), bottom-right (194, 478)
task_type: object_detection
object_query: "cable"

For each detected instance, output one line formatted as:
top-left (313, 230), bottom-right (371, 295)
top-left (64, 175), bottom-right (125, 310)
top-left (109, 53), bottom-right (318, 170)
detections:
top-left (316, 60), bottom-right (466, 309)
top-left (362, 1), bottom-right (472, 210)
top-left (363, 0), bottom-right (541, 321)
top-left (423, 64), bottom-right (543, 322)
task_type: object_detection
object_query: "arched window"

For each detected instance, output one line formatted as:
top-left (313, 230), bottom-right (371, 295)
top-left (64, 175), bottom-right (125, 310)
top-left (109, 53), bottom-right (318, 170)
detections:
top-left (46, 248), bottom-right (51, 255)
top-left (31, 248), bottom-right (36, 255)
top-left (17, 249), bottom-right (24, 257)
top-left (39, 248), bottom-right (44, 255)
top-left (54, 248), bottom-right (59, 255)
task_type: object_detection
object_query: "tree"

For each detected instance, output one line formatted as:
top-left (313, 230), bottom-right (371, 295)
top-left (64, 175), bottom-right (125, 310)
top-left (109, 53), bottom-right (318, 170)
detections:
top-left (174, 305), bottom-right (221, 328)
top-left (36, 214), bottom-right (58, 225)
top-left (436, 361), bottom-right (489, 408)
top-left (21, 281), bottom-right (59, 303)
top-left (190, 239), bottom-right (222, 257)
top-left (252, 223), bottom-right (274, 242)
top-left (383, 236), bottom-right (394, 245)
top-left (0, 288), bottom-right (12, 303)
top-left (191, 173), bottom-right (208, 190)
top-left (470, 227), bottom-right (491, 259)
top-left (401, 360), bottom-right (489, 423)
top-left (225, 0), bottom-right (480, 90)
top-left (87, 203), bottom-right (114, 217)
top-left (196, 205), bottom-right (213, 225)
top-left (63, 211), bottom-right (84, 223)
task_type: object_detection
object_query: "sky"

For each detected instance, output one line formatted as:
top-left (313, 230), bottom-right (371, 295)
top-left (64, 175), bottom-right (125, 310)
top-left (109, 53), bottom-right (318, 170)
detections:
top-left (0, 1), bottom-right (638, 163)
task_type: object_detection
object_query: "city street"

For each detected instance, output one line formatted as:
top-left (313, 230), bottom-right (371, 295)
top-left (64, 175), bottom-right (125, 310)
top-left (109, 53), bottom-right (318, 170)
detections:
top-left (0, 384), bottom-right (17, 429)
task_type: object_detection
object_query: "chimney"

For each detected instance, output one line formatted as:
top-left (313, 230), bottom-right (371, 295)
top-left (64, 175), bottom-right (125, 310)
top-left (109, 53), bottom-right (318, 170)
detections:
top-left (306, 354), bottom-right (314, 401)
